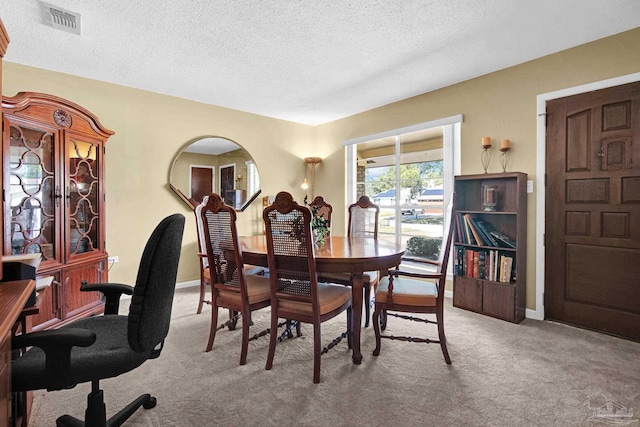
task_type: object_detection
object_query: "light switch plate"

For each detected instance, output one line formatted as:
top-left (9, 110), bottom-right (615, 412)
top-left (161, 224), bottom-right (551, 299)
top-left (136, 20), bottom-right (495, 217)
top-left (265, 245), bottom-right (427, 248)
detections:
top-left (527, 180), bottom-right (534, 193)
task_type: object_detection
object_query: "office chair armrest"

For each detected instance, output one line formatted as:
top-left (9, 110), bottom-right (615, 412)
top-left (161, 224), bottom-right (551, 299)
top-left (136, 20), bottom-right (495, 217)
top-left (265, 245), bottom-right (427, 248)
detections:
top-left (12, 328), bottom-right (96, 349)
top-left (12, 328), bottom-right (97, 391)
top-left (81, 282), bottom-right (134, 315)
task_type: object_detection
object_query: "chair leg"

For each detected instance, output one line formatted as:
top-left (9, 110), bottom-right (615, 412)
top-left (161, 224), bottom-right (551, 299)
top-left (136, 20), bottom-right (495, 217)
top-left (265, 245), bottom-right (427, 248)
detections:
top-left (239, 309), bottom-right (250, 365)
top-left (265, 309), bottom-right (279, 371)
top-left (363, 285), bottom-right (371, 327)
top-left (346, 306), bottom-right (353, 349)
top-left (313, 322), bottom-right (321, 384)
top-left (372, 305), bottom-right (382, 356)
top-left (197, 275), bottom-right (206, 314)
top-left (205, 303), bottom-right (219, 352)
top-left (228, 310), bottom-right (238, 330)
top-left (437, 307), bottom-right (452, 365)
top-left (380, 309), bottom-right (387, 331)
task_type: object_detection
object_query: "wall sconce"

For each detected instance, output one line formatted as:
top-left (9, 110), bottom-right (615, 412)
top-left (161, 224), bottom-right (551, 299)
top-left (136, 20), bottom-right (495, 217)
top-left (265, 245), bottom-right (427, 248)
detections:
top-left (236, 174), bottom-right (243, 181)
top-left (301, 157), bottom-right (322, 197)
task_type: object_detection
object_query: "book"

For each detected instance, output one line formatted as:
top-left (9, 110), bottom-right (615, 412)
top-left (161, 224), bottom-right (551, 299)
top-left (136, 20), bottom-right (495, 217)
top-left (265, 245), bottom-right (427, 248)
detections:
top-left (478, 251), bottom-right (486, 279)
top-left (501, 256), bottom-right (513, 283)
top-left (464, 214), bottom-right (483, 245)
top-left (468, 215), bottom-right (495, 247)
top-left (475, 220), bottom-right (500, 247)
top-left (455, 212), bottom-right (463, 243)
top-left (459, 213), bottom-right (471, 244)
top-left (461, 213), bottom-right (476, 245)
top-left (466, 249), bottom-right (474, 277)
top-left (473, 250), bottom-right (479, 278)
top-left (490, 230), bottom-right (516, 249)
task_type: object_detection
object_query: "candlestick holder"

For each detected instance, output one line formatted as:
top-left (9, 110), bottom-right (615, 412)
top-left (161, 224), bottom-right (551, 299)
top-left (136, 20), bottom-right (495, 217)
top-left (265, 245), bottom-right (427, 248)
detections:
top-left (499, 146), bottom-right (510, 172)
top-left (481, 146), bottom-right (492, 173)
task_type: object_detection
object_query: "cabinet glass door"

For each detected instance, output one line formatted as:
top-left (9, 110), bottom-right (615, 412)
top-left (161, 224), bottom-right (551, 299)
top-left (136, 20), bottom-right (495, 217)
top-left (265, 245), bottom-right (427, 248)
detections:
top-left (7, 120), bottom-right (59, 262)
top-left (67, 136), bottom-right (102, 256)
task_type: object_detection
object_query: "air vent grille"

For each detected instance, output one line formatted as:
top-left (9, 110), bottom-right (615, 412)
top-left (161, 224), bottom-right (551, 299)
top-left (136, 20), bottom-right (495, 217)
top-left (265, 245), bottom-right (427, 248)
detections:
top-left (39, 1), bottom-right (81, 35)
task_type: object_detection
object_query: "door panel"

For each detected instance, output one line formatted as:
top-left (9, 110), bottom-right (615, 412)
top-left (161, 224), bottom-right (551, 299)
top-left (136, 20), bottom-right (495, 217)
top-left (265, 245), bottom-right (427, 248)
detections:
top-left (62, 259), bottom-right (105, 320)
top-left (191, 167), bottom-right (213, 204)
top-left (545, 81), bottom-right (640, 340)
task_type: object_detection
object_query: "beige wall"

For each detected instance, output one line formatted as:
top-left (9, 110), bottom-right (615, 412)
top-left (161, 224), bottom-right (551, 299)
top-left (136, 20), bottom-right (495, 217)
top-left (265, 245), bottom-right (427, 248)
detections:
top-left (3, 27), bottom-right (640, 311)
top-left (3, 65), bottom-right (315, 285)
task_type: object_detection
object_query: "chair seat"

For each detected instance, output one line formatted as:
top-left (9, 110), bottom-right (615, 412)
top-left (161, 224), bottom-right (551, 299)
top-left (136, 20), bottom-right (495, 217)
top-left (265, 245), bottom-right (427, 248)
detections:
top-left (13, 316), bottom-right (151, 392)
top-left (375, 276), bottom-right (438, 307)
top-left (279, 283), bottom-right (352, 315)
top-left (217, 274), bottom-right (271, 304)
top-left (320, 271), bottom-right (378, 285)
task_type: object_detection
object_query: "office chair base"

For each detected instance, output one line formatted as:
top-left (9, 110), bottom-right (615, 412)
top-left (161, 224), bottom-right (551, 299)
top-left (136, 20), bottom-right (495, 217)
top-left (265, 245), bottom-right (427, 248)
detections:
top-left (56, 385), bottom-right (157, 427)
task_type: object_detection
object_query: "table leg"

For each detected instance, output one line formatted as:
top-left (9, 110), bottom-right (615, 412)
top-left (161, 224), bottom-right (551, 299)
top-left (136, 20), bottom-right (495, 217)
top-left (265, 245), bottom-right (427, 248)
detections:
top-left (351, 272), bottom-right (363, 364)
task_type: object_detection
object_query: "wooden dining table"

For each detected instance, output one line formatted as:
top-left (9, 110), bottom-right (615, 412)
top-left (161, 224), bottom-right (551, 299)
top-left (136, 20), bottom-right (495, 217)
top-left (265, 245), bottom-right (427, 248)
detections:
top-left (239, 235), bottom-right (404, 364)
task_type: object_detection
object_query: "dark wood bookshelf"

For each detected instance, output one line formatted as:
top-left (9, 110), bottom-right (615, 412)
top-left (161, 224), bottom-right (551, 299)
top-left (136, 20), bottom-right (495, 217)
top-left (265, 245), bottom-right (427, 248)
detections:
top-left (452, 172), bottom-right (527, 323)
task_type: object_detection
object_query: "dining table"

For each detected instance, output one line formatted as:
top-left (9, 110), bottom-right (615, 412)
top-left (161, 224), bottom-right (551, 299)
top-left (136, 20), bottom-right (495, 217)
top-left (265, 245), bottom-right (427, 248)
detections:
top-left (239, 235), bottom-right (404, 364)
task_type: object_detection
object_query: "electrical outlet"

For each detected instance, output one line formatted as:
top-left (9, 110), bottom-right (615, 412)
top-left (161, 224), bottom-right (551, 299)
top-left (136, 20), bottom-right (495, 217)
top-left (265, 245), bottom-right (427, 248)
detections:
top-left (108, 256), bottom-right (119, 263)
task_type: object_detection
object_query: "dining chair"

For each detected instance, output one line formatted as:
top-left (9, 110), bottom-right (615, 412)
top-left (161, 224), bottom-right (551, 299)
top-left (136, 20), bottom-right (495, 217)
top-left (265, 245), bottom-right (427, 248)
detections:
top-left (195, 195), bottom-right (264, 315)
top-left (200, 193), bottom-right (271, 365)
top-left (263, 191), bottom-right (352, 384)
top-left (309, 195), bottom-right (333, 233)
top-left (372, 192), bottom-right (456, 364)
top-left (319, 195), bottom-right (380, 327)
top-left (194, 195), bottom-right (212, 314)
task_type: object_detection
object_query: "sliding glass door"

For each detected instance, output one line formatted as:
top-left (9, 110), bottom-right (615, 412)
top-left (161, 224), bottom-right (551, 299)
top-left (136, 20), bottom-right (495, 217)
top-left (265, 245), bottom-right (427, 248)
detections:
top-left (344, 116), bottom-right (460, 267)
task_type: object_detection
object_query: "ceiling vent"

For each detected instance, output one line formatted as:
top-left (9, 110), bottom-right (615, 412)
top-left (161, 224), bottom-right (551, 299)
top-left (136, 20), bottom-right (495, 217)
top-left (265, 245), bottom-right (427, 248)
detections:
top-left (39, 1), bottom-right (81, 35)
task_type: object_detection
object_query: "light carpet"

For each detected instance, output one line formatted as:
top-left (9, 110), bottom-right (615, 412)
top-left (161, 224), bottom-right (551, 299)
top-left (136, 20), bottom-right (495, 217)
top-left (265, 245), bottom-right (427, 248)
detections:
top-left (27, 287), bottom-right (640, 426)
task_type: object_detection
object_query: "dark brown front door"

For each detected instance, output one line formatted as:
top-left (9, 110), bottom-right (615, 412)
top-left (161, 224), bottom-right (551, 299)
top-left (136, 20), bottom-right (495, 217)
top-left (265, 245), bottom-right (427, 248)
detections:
top-left (191, 166), bottom-right (213, 204)
top-left (545, 81), bottom-right (640, 340)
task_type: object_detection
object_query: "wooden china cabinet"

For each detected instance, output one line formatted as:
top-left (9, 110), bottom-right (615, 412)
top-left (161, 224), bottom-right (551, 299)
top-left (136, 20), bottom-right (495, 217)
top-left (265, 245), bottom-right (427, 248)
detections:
top-left (2, 92), bottom-right (114, 331)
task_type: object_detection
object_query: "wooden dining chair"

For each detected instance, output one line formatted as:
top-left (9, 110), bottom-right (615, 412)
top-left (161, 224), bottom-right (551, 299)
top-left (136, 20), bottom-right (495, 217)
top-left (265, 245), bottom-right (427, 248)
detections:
top-left (309, 195), bottom-right (333, 233)
top-left (200, 193), bottom-right (271, 365)
top-left (195, 195), bottom-right (264, 314)
top-left (263, 191), bottom-right (352, 384)
top-left (319, 195), bottom-right (380, 327)
top-left (372, 192), bottom-right (456, 364)
top-left (194, 196), bottom-right (212, 314)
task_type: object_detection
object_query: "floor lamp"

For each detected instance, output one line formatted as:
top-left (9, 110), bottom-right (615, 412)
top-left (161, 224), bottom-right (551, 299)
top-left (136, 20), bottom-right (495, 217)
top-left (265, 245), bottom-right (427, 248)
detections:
top-left (301, 157), bottom-right (322, 198)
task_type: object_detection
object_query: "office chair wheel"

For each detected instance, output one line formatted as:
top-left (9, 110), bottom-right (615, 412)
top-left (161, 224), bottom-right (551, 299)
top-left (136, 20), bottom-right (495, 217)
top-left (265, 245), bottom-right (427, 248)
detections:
top-left (143, 396), bottom-right (157, 409)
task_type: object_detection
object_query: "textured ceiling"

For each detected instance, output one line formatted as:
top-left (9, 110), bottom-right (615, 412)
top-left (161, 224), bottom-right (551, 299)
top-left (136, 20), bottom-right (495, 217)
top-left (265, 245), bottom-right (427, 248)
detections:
top-left (1, 1), bottom-right (640, 125)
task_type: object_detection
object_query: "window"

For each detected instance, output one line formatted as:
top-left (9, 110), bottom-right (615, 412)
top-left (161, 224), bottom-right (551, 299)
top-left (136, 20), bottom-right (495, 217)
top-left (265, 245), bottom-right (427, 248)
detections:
top-left (344, 115), bottom-right (461, 267)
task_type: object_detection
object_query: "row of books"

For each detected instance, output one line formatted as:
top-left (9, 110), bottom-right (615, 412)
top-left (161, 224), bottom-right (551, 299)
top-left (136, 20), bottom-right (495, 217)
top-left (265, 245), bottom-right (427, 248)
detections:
top-left (456, 213), bottom-right (516, 248)
top-left (454, 247), bottom-right (515, 283)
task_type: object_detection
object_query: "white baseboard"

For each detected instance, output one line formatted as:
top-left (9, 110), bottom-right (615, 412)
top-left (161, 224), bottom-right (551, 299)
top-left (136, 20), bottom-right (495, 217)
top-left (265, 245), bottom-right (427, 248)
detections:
top-left (176, 280), bottom-right (199, 290)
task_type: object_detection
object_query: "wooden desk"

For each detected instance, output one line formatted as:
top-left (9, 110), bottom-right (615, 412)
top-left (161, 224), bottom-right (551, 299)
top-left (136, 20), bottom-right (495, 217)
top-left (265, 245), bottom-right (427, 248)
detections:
top-left (0, 280), bottom-right (35, 427)
top-left (239, 235), bottom-right (404, 364)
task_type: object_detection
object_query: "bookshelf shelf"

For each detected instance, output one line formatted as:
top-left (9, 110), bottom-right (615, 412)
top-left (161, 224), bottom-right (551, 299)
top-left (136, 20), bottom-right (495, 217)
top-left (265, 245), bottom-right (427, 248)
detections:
top-left (453, 172), bottom-right (527, 323)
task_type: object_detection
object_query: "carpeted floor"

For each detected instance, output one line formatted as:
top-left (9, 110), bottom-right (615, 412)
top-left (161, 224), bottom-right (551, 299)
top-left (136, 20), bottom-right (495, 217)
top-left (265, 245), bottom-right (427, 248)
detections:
top-left (27, 287), bottom-right (640, 426)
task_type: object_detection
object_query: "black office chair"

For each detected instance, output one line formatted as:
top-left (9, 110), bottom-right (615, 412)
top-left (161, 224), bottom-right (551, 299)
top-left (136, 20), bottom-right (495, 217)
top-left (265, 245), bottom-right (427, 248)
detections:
top-left (11, 213), bottom-right (185, 427)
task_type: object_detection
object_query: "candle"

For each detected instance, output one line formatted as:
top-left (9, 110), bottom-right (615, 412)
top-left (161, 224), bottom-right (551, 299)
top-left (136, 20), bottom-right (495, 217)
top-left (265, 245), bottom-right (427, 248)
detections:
top-left (481, 137), bottom-right (491, 148)
top-left (500, 139), bottom-right (510, 150)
